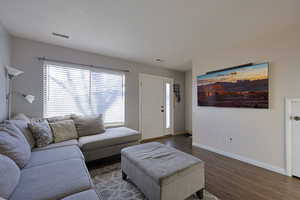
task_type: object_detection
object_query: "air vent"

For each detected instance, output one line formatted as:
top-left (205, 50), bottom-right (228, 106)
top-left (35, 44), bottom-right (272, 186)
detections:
top-left (52, 32), bottom-right (70, 39)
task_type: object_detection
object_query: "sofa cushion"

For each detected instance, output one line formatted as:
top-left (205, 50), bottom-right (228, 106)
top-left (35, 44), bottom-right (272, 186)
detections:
top-left (0, 122), bottom-right (31, 168)
top-left (6, 120), bottom-right (35, 149)
top-left (50, 120), bottom-right (78, 143)
top-left (62, 190), bottom-right (100, 200)
top-left (9, 159), bottom-right (94, 200)
top-left (71, 114), bottom-right (105, 137)
top-left (28, 120), bottom-right (53, 148)
top-left (32, 139), bottom-right (79, 151)
top-left (79, 127), bottom-right (140, 151)
top-left (25, 146), bottom-right (84, 169)
top-left (0, 155), bottom-right (20, 199)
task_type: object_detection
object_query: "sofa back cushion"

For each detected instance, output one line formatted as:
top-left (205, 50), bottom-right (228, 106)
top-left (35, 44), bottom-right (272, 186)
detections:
top-left (0, 154), bottom-right (20, 199)
top-left (28, 120), bottom-right (53, 148)
top-left (0, 122), bottom-right (31, 168)
top-left (50, 120), bottom-right (78, 143)
top-left (6, 120), bottom-right (35, 149)
top-left (71, 114), bottom-right (105, 137)
top-left (12, 113), bottom-right (30, 122)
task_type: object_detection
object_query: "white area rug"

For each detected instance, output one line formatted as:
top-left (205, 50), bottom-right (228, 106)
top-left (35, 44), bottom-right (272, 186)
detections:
top-left (90, 163), bottom-right (219, 200)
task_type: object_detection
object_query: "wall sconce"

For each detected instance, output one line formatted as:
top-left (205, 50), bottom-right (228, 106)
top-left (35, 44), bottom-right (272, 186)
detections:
top-left (6, 66), bottom-right (24, 79)
top-left (22, 94), bottom-right (35, 104)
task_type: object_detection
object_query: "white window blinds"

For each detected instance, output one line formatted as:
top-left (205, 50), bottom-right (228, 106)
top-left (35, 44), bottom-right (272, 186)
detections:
top-left (43, 62), bottom-right (125, 125)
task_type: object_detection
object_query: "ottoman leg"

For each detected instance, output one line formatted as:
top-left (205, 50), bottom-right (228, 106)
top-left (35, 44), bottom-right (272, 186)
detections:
top-left (196, 189), bottom-right (204, 199)
top-left (122, 171), bottom-right (127, 180)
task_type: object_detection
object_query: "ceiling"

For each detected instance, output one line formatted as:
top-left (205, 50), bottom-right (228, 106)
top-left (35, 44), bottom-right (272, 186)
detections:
top-left (0, 0), bottom-right (299, 71)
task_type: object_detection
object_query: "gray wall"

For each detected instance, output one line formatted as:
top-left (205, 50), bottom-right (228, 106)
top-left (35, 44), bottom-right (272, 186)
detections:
top-left (11, 37), bottom-right (185, 132)
top-left (192, 26), bottom-right (300, 173)
top-left (0, 23), bottom-right (11, 121)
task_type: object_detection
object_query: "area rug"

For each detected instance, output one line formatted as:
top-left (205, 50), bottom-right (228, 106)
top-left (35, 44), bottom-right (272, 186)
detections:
top-left (90, 163), bottom-right (219, 200)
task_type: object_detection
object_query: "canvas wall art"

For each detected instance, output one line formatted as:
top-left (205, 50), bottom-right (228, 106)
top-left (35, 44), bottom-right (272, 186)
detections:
top-left (197, 63), bottom-right (269, 108)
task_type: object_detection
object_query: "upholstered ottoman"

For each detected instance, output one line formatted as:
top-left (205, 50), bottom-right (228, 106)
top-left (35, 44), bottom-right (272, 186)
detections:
top-left (121, 142), bottom-right (205, 200)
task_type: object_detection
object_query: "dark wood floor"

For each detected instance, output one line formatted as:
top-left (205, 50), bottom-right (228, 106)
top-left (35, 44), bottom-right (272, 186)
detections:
top-left (88, 135), bottom-right (300, 200)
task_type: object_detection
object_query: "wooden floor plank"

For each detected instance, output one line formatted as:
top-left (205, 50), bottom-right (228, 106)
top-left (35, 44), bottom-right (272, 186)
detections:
top-left (88, 135), bottom-right (300, 200)
top-left (155, 135), bottom-right (300, 200)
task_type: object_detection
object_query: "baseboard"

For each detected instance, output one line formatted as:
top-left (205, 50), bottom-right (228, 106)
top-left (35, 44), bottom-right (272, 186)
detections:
top-left (141, 134), bottom-right (172, 143)
top-left (174, 131), bottom-right (188, 135)
top-left (192, 143), bottom-right (286, 176)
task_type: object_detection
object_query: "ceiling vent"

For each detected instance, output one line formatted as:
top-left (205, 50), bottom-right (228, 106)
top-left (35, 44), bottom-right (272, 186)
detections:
top-left (52, 32), bottom-right (70, 39)
top-left (155, 58), bottom-right (164, 62)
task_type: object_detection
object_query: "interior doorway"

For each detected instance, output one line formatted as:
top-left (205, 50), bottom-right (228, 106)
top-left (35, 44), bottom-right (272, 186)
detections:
top-left (285, 98), bottom-right (300, 177)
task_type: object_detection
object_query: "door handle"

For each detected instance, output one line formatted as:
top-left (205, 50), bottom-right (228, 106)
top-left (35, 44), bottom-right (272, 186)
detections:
top-left (293, 116), bottom-right (300, 121)
top-left (161, 110), bottom-right (164, 112)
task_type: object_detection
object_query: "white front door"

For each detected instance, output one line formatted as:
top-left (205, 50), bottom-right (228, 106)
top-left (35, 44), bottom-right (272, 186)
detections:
top-left (292, 101), bottom-right (300, 177)
top-left (139, 74), bottom-right (174, 140)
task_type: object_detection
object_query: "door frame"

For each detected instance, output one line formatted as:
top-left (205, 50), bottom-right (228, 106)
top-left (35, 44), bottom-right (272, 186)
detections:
top-left (285, 97), bottom-right (300, 176)
top-left (139, 73), bottom-right (174, 136)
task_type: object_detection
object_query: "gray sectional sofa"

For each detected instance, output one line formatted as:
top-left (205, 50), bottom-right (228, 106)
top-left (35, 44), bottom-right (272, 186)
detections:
top-left (0, 116), bottom-right (141, 200)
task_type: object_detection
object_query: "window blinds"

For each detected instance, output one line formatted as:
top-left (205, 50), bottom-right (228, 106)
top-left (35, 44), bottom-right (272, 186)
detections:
top-left (43, 62), bottom-right (125, 125)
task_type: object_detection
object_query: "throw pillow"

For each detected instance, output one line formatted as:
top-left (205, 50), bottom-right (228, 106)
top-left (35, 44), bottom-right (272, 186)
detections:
top-left (47, 115), bottom-right (72, 123)
top-left (50, 120), bottom-right (78, 143)
top-left (0, 122), bottom-right (31, 168)
top-left (28, 120), bottom-right (53, 148)
top-left (5, 120), bottom-right (36, 149)
top-left (30, 117), bottom-right (46, 123)
top-left (71, 114), bottom-right (105, 137)
top-left (0, 154), bottom-right (21, 199)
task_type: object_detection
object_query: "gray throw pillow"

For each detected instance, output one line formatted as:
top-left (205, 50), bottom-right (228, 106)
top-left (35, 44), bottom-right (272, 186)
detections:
top-left (50, 120), bottom-right (78, 143)
top-left (5, 120), bottom-right (36, 149)
top-left (71, 114), bottom-right (105, 137)
top-left (28, 120), bottom-right (53, 148)
top-left (0, 154), bottom-right (21, 199)
top-left (0, 123), bottom-right (31, 168)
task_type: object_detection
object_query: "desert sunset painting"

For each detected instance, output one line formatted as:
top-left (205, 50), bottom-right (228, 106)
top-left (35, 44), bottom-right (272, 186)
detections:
top-left (197, 63), bottom-right (269, 108)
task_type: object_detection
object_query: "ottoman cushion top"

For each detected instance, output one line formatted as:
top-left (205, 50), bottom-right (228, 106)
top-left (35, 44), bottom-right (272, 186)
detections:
top-left (121, 142), bottom-right (203, 184)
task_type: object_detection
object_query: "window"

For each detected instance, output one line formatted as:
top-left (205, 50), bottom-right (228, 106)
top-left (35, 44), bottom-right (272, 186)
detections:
top-left (165, 82), bottom-right (171, 129)
top-left (43, 62), bottom-right (125, 125)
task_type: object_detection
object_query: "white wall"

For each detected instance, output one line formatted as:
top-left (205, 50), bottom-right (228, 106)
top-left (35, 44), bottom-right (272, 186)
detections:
top-left (11, 37), bottom-right (185, 132)
top-left (192, 26), bottom-right (300, 174)
top-left (0, 22), bottom-right (11, 121)
top-left (185, 70), bottom-right (192, 133)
